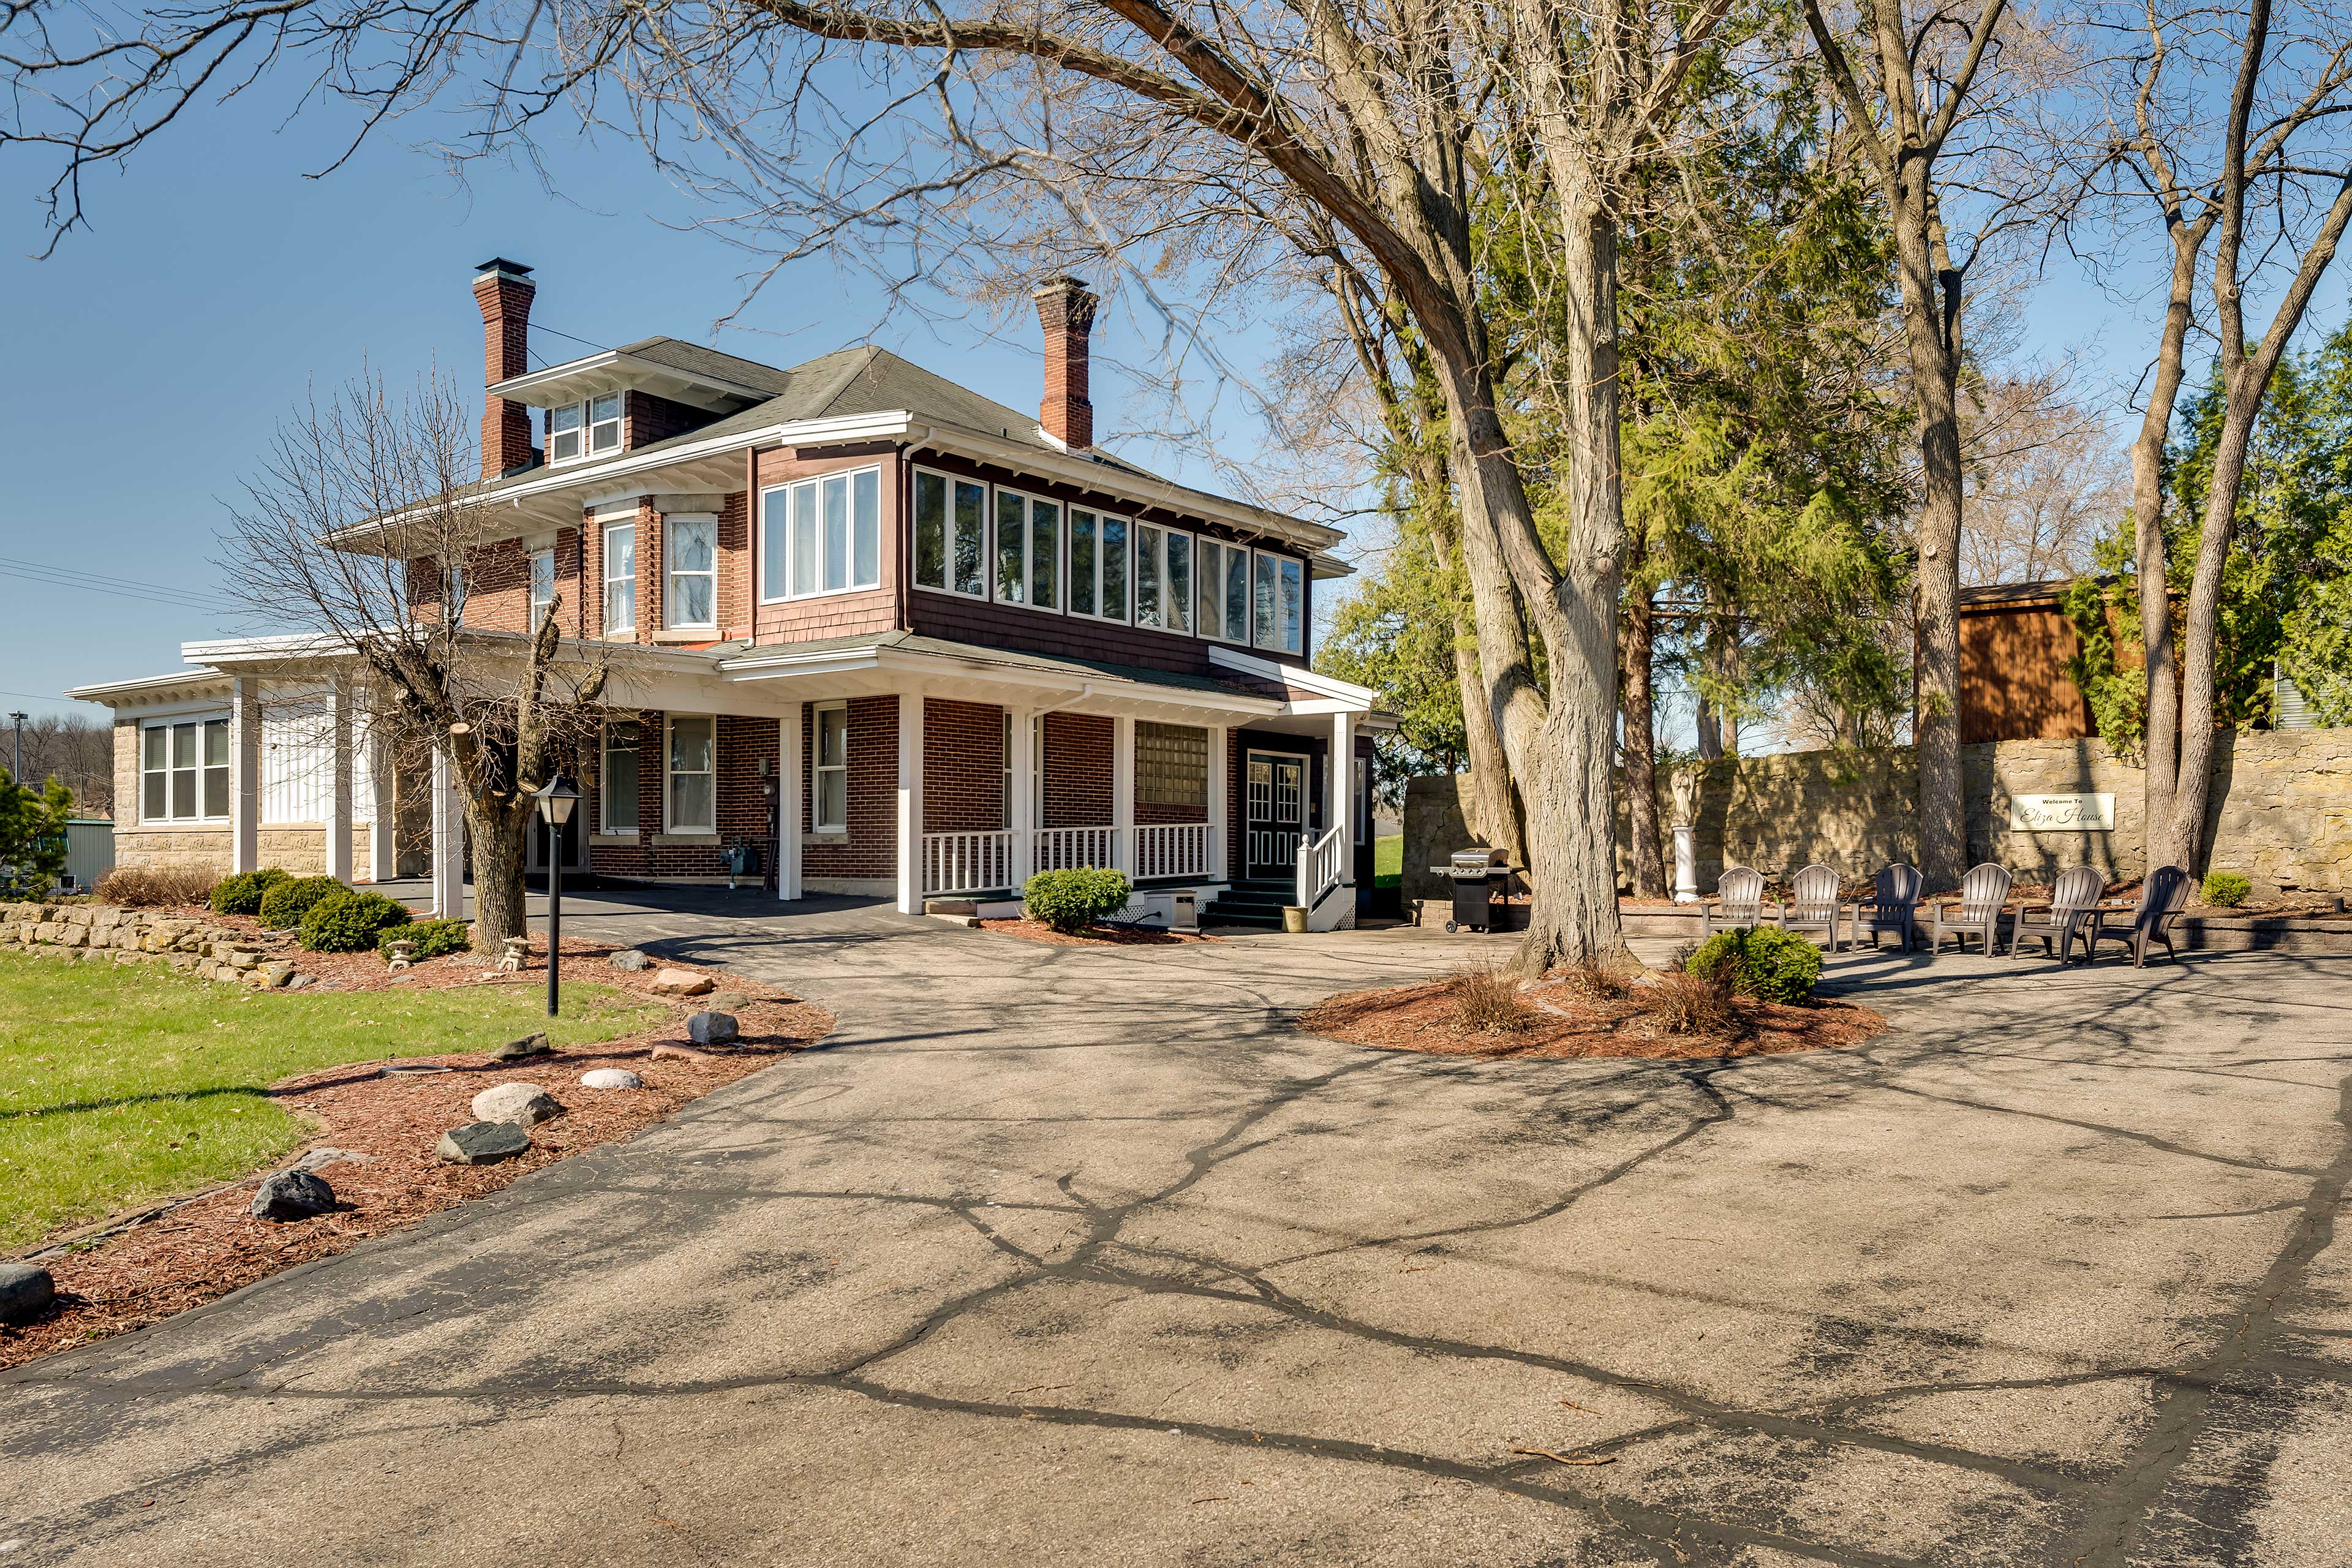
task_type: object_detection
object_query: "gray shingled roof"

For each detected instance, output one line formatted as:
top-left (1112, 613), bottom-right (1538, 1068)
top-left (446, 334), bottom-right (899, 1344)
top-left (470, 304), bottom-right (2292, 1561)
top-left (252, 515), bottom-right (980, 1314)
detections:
top-left (616, 337), bottom-right (796, 396)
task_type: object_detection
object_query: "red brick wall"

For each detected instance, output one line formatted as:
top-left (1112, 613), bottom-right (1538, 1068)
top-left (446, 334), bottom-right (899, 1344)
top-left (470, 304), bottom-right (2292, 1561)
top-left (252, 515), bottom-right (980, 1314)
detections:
top-left (802, 695), bottom-right (899, 882)
top-left (624, 391), bottom-right (704, 451)
top-left (582, 711), bottom-right (780, 883)
top-left (1042, 712), bottom-right (1112, 827)
top-left (459, 538), bottom-right (531, 633)
top-left (924, 699), bottom-right (1006, 833)
top-left (715, 491), bottom-right (753, 641)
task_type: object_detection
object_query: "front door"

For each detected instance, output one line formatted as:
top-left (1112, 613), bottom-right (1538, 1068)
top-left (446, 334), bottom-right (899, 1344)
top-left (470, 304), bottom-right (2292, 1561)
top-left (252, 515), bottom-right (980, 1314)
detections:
top-left (1245, 753), bottom-right (1306, 877)
top-left (526, 809), bottom-right (587, 876)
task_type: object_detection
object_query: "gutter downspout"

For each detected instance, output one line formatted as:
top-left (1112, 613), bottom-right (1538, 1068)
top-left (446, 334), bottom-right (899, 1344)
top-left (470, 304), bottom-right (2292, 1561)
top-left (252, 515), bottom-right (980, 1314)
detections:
top-left (896, 426), bottom-right (934, 637)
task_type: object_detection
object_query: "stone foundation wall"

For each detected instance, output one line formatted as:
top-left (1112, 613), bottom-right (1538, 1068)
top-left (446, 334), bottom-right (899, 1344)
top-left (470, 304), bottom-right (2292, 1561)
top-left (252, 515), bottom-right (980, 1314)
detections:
top-left (106, 823), bottom-right (380, 882)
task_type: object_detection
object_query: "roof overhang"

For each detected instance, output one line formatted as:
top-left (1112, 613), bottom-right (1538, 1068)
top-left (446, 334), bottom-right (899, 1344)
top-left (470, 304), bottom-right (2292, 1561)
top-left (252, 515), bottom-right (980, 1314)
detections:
top-left (1206, 645), bottom-right (1380, 707)
top-left (718, 640), bottom-right (1288, 721)
top-left (489, 350), bottom-right (774, 413)
top-left (64, 669), bottom-right (234, 709)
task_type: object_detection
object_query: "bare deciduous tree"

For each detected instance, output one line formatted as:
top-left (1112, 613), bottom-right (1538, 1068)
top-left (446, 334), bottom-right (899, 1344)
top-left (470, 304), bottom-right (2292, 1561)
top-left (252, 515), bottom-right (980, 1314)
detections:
top-left (9, 714), bottom-right (113, 816)
top-left (1959, 370), bottom-right (2125, 585)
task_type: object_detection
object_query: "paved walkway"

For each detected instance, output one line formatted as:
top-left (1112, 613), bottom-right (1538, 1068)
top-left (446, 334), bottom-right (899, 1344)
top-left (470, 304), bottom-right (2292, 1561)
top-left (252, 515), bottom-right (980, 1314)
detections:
top-left (4, 894), bottom-right (2350, 1566)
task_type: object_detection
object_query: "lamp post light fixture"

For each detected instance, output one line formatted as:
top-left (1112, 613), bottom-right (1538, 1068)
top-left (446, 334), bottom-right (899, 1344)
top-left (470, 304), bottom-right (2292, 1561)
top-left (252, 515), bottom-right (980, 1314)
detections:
top-left (534, 773), bottom-right (581, 1018)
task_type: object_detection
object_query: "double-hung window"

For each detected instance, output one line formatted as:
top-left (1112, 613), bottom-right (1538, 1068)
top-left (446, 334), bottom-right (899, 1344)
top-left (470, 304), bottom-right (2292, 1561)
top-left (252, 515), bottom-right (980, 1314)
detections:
top-left (602, 522), bottom-right (636, 634)
top-left (1134, 524), bottom-right (1193, 633)
top-left (141, 717), bottom-right (230, 823)
top-left (447, 559), bottom-right (468, 626)
top-left (529, 548), bottom-right (556, 628)
top-left (1196, 538), bottom-right (1250, 643)
top-left (1068, 508), bottom-right (1131, 622)
top-left (549, 394), bottom-right (622, 463)
top-left (812, 703), bottom-right (848, 832)
top-left (600, 719), bottom-right (639, 834)
top-left (913, 469), bottom-right (988, 598)
top-left (665, 514), bottom-right (717, 629)
top-left (666, 715), bottom-right (715, 834)
top-left (993, 489), bottom-right (1061, 609)
top-left (763, 467), bottom-right (881, 600)
top-left (1253, 551), bottom-right (1305, 655)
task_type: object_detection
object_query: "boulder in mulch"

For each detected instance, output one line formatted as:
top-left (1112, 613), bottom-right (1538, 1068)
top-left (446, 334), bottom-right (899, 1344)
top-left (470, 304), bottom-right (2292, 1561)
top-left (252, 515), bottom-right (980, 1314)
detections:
top-left (251, 1169), bottom-right (337, 1223)
top-left (492, 1031), bottom-right (552, 1061)
top-left (650, 1042), bottom-right (713, 1063)
top-left (687, 1011), bottom-right (739, 1046)
top-left (707, 991), bottom-right (751, 1014)
top-left (608, 949), bottom-right (652, 971)
top-left (436, 1122), bottom-right (532, 1165)
top-left (470, 1083), bottom-right (564, 1126)
top-left (296, 1147), bottom-right (369, 1172)
top-left (0, 1264), bottom-right (55, 1325)
top-left (579, 1068), bottom-right (643, 1090)
top-left (649, 968), bottom-right (715, 997)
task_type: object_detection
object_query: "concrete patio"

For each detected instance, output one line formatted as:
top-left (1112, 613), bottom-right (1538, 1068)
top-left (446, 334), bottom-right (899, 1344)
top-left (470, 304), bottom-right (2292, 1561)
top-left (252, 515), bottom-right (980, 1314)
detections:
top-left (2, 892), bottom-right (2348, 1566)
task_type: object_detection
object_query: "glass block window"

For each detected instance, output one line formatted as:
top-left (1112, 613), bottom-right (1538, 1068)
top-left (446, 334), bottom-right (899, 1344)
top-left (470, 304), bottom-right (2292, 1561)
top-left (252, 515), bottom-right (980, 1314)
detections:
top-left (1136, 723), bottom-right (1208, 809)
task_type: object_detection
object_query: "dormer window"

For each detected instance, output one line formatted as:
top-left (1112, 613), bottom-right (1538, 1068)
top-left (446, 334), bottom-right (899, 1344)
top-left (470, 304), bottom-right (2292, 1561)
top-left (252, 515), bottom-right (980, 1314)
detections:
top-left (548, 393), bottom-right (623, 463)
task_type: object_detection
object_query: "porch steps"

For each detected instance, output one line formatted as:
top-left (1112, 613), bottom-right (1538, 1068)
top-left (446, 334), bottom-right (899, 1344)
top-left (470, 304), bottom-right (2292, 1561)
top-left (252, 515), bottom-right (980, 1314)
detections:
top-left (1202, 878), bottom-right (1296, 930)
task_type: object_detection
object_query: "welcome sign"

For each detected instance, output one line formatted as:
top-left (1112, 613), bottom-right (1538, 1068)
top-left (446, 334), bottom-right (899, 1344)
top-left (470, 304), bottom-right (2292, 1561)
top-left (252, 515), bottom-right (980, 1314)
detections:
top-left (2008, 793), bottom-right (2116, 832)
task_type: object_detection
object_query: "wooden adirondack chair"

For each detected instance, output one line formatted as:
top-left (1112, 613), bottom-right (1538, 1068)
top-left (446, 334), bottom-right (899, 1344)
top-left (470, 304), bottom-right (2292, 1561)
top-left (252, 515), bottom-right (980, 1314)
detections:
top-left (1777, 864), bottom-right (1846, 951)
top-left (1855, 863), bottom-right (1924, 952)
top-left (1928, 863), bottom-right (2013, 956)
top-left (1704, 867), bottom-right (1770, 937)
top-left (2088, 865), bottom-right (2193, 968)
top-left (2010, 865), bottom-right (2106, 962)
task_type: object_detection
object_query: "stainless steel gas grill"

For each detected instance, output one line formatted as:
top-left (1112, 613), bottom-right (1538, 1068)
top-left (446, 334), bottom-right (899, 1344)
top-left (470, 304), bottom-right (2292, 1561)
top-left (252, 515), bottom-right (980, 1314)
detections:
top-left (1428, 848), bottom-right (1512, 933)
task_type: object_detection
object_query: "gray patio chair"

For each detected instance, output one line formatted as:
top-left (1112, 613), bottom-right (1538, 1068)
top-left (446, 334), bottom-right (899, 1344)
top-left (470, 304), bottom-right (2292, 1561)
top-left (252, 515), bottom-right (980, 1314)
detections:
top-left (1928, 862), bottom-right (2014, 956)
top-left (2010, 865), bottom-right (2106, 962)
top-left (2087, 864), bottom-right (2193, 968)
top-left (1777, 864), bottom-right (1846, 951)
top-left (1703, 867), bottom-right (1770, 937)
top-left (1854, 863), bottom-right (1923, 952)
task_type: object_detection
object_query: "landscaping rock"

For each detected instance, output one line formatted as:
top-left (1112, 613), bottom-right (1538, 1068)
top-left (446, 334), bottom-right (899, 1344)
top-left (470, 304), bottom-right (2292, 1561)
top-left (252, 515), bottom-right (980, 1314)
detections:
top-left (251, 1169), bottom-right (337, 1222)
top-left (0, 1264), bottom-right (55, 1325)
top-left (707, 990), bottom-right (752, 1013)
top-left (687, 1011), bottom-right (739, 1046)
top-left (579, 1068), bottom-right (643, 1090)
top-left (296, 1147), bottom-right (369, 1172)
top-left (650, 1042), bottom-right (714, 1063)
top-left (492, 1031), bottom-right (552, 1061)
top-left (437, 1122), bottom-right (532, 1164)
top-left (471, 1082), bottom-right (564, 1126)
top-left (608, 949), bottom-right (652, 971)
top-left (649, 967), bottom-right (715, 997)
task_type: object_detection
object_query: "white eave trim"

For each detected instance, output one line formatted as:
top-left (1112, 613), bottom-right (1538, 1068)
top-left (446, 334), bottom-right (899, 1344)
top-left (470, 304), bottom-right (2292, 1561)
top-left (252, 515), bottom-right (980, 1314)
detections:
top-left (1207, 644), bottom-right (1378, 706)
top-left (717, 640), bottom-right (1286, 715)
top-left (65, 669), bottom-right (233, 706)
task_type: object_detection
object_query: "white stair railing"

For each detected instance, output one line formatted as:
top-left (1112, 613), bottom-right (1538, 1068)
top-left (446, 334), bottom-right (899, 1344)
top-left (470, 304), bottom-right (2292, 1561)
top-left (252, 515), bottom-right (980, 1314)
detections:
top-left (923, 830), bottom-right (1015, 895)
top-left (1134, 821), bottom-right (1212, 880)
top-left (1031, 825), bottom-right (1118, 874)
top-left (1295, 824), bottom-right (1348, 918)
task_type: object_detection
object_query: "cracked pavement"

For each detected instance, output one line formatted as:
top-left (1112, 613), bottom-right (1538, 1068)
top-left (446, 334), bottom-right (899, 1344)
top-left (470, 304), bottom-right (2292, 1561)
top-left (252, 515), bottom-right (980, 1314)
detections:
top-left (4, 891), bottom-right (2351, 1566)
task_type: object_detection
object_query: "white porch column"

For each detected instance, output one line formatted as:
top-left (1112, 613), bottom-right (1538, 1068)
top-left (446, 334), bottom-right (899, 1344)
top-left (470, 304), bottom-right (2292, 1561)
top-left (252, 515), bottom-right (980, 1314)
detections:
top-left (777, 704), bottom-right (804, 902)
top-left (1330, 710), bottom-right (1359, 884)
top-left (895, 693), bottom-right (925, 914)
top-left (431, 743), bottom-right (467, 921)
top-left (1008, 704), bottom-right (1035, 886)
top-left (326, 678), bottom-right (354, 884)
top-left (229, 677), bottom-right (260, 874)
top-left (1206, 724), bottom-right (1229, 884)
top-left (1110, 714), bottom-right (1136, 875)
top-left (368, 730), bottom-right (398, 884)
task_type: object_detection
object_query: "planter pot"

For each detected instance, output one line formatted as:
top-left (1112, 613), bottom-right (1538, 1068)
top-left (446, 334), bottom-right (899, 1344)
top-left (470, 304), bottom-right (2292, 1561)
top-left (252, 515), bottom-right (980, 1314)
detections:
top-left (1282, 905), bottom-right (1308, 934)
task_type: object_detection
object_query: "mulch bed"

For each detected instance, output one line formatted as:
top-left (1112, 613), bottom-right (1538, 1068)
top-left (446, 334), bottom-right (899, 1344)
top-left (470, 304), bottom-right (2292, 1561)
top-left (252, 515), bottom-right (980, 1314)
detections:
top-left (0, 951), bottom-right (833, 1371)
top-left (1300, 974), bottom-right (1886, 1061)
top-left (979, 918), bottom-right (1222, 948)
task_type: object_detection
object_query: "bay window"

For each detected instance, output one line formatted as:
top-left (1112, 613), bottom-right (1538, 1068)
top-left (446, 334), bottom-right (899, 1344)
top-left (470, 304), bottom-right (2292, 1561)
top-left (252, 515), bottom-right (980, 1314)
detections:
top-left (1068, 508), bottom-right (1131, 622)
top-left (665, 514), bottom-right (716, 629)
top-left (763, 467), bottom-right (881, 600)
top-left (913, 468), bottom-right (987, 598)
top-left (665, 715), bottom-right (715, 834)
top-left (602, 522), bottom-right (636, 633)
top-left (993, 489), bottom-right (1060, 609)
top-left (812, 703), bottom-right (849, 832)
top-left (141, 717), bottom-right (230, 823)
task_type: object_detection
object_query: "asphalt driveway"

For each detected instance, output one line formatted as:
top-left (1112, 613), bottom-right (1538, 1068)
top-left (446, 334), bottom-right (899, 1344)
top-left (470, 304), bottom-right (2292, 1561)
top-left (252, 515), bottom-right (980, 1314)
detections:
top-left (3, 894), bottom-right (2349, 1567)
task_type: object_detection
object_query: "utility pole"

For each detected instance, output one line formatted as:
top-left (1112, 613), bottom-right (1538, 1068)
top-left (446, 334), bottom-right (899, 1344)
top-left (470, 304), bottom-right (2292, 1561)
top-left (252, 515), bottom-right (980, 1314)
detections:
top-left (7, 712), bottom-right (24, 783)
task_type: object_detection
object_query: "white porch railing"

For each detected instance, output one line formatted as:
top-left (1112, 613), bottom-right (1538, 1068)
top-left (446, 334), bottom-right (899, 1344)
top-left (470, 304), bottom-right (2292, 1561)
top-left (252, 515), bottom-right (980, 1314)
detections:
top-left (1134, 822), bottom-right (1214, 881)
top-left (1032, 825), bottom-right (1120, 875)
top-left (923, 830), bottom-right (1016, 895)
top-left (1295, 824), bottom-right (1350, 929)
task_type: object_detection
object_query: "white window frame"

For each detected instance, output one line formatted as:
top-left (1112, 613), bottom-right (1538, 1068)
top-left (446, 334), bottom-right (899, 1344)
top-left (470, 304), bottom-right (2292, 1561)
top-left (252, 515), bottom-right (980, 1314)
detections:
top-left (1252, 549), bottom-right (1305, 656)
top-left (812, 702), bottom-right (850, 834)
top-left (446, 559), bottom-right (468, 627)
top-left (1134, 522), bottom-right (1194, 636)
top-left (140, 715), bottom-right (231, 824)
top-left (911, 466), bottom-right (990, 600)
top-left (1066, 507), bottom-right (1134, 625)
top-left (760, 465), bottom-right (883, 603)
top-left (528, 548), bottom-right (556, 628)
top-left (602, 521), bottom-right (636, 635)
top-left (600, 718), bottom-right (641, 837)
top-left (1196, 537), bottom-right (1251, 644)
top-left (664, 714), bottom-right (717, 835)
top-left (548, 394), bottom-right (624, 465)
top-left (992, 486), bottom-right (1063, 612)
top-left (665, 513), bottom-right (718, 630)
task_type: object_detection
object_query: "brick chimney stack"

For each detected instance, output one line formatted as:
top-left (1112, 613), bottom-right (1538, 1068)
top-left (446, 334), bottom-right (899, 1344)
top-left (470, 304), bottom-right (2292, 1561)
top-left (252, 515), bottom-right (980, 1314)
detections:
top-left (472, 257), bottom-right (537, 480)
top-left (1034, 277), bottom-right (1098, 451)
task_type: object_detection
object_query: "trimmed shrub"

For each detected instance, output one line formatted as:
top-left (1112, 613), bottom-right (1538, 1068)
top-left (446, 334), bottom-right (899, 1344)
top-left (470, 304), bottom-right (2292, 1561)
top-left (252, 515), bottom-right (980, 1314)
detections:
top-left (1685, 926), bottom-right (1823, 1005)
top-left (377, 918), bottom-right (472, 960)
top-left (209, 867), bottom-right (293, 916)
top-left (96, 865), bottom-right (221, 908)
top-left (1449, 960), bottom-right (1537, 1035)
top-left (299, 889), bottom-right (415, 953)
top-left (1022, 867), bottom-right (1134, 935)
top-left (257, 874), bottom-right (344, 931)
top-left (2202, 870), bottom-right (2252, 908)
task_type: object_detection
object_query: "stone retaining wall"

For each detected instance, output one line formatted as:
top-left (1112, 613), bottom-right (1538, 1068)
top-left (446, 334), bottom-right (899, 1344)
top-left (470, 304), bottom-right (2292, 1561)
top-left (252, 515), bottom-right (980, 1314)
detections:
top-left (2, 902), bottom-right (298, 987)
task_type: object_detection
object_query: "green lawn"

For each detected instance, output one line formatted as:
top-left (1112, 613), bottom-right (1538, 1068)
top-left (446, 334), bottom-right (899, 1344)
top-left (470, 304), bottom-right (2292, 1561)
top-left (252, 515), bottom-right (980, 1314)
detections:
top-left (1374, 833), bottom-right (1403, 884)
top-left (0, 951), bottom-right (669, 1250)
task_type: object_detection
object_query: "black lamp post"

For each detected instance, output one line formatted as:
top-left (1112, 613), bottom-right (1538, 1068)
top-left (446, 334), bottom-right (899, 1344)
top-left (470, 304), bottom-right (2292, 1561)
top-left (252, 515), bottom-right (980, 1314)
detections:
top-left (535, 773), bottom-right (579, 1017)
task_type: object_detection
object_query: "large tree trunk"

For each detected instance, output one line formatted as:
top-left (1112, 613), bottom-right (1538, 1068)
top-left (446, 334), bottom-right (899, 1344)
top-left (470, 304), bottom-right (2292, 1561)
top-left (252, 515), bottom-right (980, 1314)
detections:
top-left (1451, 611), bottom-right (1526, 867)
top-left (466, 796), bottom-right (530, 951)
top-left (2128, 233), bottom-right (2199, 856)
top-left (1621, 589), bottom-right (1667, 898)
top-left (2162, 390), bottom-right (2258, 871)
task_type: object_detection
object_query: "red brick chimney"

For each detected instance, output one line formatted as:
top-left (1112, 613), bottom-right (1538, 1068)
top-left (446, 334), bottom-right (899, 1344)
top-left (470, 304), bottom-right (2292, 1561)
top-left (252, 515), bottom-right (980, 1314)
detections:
top-left (472, 257), bottom-right (537, 479)
top-left (1034, 277), bottom-right (1098, 451)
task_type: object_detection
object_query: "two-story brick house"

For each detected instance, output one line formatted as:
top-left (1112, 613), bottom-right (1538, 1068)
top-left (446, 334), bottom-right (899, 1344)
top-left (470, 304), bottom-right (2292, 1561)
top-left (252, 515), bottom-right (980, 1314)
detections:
top-left (72, 260), bottom-right (1386, 929)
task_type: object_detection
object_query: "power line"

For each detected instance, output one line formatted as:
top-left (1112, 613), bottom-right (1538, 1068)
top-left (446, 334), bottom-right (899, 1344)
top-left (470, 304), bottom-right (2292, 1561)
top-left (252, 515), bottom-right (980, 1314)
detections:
top-left (0, 554), bottom-right (233, 606)
top-left (0, 559), bottom-right (236, 615)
